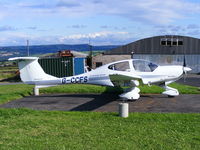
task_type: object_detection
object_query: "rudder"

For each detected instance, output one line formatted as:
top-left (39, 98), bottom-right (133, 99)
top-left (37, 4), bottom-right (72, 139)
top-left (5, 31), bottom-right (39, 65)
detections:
top-left (9, 57), bottom-right (57, 84)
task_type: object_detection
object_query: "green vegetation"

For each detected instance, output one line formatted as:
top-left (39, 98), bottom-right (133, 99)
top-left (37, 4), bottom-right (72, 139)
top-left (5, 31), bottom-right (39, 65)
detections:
top-left (0, 66), bottom-right (18, 80)
top-left (40, 84), bottom-right (122, 94)
top-left (0, 108), bottom-right (200, 149)
top-left (139, 83), bottom-right (200, 94)
top-left (0, 84), bottom-right (33, 104)
top-left (0, 80), bottom-right (199, 149)
top-left (0, 73), bottom-right (15, 80)
top-left (0, 83), bottom-right (199, 105)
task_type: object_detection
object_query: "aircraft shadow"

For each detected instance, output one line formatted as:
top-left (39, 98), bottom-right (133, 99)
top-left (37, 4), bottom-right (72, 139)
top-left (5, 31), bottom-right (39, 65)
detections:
top-left (69, 93), bottom-right (119, 111)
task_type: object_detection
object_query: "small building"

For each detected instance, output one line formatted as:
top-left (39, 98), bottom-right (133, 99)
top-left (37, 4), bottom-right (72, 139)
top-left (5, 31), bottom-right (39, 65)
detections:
top-left (93, 35), bottom-right (200, 73)
top-left (39, 50), bottom-right (87, 77)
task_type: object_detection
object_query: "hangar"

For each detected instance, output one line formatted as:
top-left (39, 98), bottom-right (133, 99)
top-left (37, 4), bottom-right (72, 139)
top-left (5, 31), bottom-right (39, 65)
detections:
top-left (93, 35), bottom-right (200, 73)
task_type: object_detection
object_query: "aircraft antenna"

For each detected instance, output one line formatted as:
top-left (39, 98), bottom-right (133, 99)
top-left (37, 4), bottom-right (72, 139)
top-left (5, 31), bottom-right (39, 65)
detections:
top-left (131, 51), bottom-right (134, 59)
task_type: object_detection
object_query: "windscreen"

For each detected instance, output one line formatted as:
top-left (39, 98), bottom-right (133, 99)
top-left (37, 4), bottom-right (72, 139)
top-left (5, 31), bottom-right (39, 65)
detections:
top-left (132, 60), bottom-right (158, 72)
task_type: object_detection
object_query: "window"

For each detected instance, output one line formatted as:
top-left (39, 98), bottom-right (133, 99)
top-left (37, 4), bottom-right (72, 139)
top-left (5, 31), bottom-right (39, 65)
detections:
top-left (172, 40), bottom-right (177, 46)
top-left (167, 40), bottom-right (171, 46)
top-left (160, 38), bottom-right (183, 46)
top-left (160, 38), bottom-right (167, 45)
top-left (161, 40), bottom-right (166, 45)
top-left (96, 62), bottom-right (103, 68)
top-left (178, 40), bottom-right (183, 45)
top-left (108, 61), bottom-right (130, 71)
top-left (132, 60), bottom-right (158, 72)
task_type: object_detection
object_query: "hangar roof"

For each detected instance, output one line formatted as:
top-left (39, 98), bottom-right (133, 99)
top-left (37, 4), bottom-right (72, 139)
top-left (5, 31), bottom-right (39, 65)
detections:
top-left (104, 35), bottom-right (200, 55)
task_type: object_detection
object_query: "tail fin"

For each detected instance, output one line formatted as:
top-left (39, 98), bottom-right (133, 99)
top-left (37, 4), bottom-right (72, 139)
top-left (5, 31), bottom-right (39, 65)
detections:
top-left (9, 57), bottom-right (58, 84)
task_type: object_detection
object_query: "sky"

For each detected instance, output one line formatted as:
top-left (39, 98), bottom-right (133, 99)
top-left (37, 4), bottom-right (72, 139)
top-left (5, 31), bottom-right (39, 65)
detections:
top-left (0, 0), bottom-right (200, 46)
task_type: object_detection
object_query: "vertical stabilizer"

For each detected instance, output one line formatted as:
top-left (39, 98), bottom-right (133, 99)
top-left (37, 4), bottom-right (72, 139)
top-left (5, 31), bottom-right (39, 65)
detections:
top-left (9, 57), bottom-right (58, 84)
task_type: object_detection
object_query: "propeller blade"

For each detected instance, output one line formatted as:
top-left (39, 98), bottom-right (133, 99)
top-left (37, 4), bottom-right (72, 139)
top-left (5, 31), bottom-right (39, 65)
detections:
top-left (183, 55), bottom-right (186, 67)
top-left (182, 55), bottom-right (190, 82)
top-left (183, 67), bottom-right (192, 82)
top-left (183, 67), bottom-right (192, 72)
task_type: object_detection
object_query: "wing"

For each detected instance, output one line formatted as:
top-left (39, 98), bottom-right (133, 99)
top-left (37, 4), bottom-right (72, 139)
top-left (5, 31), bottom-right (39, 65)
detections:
top-left (109, 73), bottom-right (141, 83)
top-left (109, 73), bottom-right (141, 100)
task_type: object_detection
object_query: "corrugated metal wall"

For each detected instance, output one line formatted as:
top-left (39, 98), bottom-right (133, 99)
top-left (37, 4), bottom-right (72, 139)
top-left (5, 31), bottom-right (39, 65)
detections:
top-left (38, 57), bottom-right (73, 77)
top-left (133, 54), bottom-right (200, 73)
top-left (38, 57), bottom-right (86, 77)
top-left (105, 35), bottom-right (200, 55)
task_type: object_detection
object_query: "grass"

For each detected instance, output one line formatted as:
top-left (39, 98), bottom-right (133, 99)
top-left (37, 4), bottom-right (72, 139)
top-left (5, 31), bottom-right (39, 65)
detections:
top-left (0, 73), bottom-right (15, 80)
top-left (0, 66), bottom-right (18, 80)
top-left (0, 80), bottom-right (199, 149)
top-left (0, 84), bottom-right (33, 104)
top-left (139, 83), bottom-right (200, 94)
top-left (0, 83), bottom-right (199, 105)
top-left (39, 84), bottom-right (122, 94)
top-left (0, 108), bottom-right (200, 150)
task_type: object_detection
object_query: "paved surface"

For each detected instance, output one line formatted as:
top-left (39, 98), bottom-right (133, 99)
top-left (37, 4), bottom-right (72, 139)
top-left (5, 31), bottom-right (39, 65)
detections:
top-left (177, 74), bottom-right (200, 87)
top-left (1, 94), bottom-right (200, 113)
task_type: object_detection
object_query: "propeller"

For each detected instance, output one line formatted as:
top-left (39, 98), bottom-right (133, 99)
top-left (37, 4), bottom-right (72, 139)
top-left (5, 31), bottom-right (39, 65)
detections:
top-left (182, 55), bottom-right (192, 82)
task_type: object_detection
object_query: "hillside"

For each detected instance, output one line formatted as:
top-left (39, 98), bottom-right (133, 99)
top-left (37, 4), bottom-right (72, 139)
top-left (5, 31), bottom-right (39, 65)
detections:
top-left (0, 44), bottom-right (119, 60)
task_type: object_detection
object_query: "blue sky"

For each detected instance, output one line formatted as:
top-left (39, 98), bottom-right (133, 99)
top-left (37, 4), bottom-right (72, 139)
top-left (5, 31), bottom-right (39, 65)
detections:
top-left (0, 0), bottom-right (200, 46)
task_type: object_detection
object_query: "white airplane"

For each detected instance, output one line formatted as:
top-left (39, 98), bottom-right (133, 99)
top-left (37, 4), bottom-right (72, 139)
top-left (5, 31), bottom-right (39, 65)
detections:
top-left (9, 57), bottom-right (191, 100)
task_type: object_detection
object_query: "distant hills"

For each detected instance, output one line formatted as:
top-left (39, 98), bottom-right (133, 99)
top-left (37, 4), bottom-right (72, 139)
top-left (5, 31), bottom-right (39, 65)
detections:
top-left (0, 44), bottom-right (120, 61)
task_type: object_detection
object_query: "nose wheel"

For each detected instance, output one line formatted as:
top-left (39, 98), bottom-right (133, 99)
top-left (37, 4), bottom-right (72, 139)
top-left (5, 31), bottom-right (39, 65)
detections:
top-left (162, 85), bottom-right (179, 97)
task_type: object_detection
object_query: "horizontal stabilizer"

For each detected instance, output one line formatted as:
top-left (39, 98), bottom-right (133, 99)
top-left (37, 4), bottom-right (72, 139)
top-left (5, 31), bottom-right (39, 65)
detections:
top-left (8, 57), bottom-right (38, 61)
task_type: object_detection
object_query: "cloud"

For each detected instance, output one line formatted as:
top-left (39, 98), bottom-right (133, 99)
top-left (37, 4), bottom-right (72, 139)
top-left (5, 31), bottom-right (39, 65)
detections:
top-left (153, 24), bottom-right (200, 37)
top-left (1, 0), bottom-right (200, 25)
top-left (56, 1), bottom-right (81, 8)
top-left (100, 25), bottom-right (127, 30)
top-left (21, 4), bottom-right (50, 9)
top-left (0, 31), bottom-right (134, 46)
top-left (100, 25), bottom-right (109, 29)
top-left (0, 25), bottom-right (17, 32)
top-left (68, 25), bottom-right (87, 29)
top-left (187, 24), bottom-right (200, 29)
top-left (187, 30), bottom-right (200, 36)
top-left (58, 31), bottom-right (133, 45)
top-left (27, 26), bottom-right (37, 30)
top-left (51, 0), bottom-right (200, 24)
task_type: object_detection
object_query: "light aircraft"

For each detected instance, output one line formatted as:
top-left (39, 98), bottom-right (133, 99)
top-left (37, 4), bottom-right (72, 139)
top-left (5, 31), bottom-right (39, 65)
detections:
top-left (9, 57), bottom-right (191, 100)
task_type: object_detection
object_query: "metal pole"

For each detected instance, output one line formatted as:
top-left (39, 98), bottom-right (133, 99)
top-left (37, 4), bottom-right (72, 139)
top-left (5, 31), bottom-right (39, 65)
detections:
top-left (27, 40), bottom-right (29, 56)
top-left (33, 86), bottom-right (39, 96)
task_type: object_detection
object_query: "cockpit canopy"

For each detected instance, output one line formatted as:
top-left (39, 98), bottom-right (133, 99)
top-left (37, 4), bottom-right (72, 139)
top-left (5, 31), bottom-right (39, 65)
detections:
top-left (108, 59), bottom-right (158, 72)
top-left (132, 60), bottom-right (158, 72)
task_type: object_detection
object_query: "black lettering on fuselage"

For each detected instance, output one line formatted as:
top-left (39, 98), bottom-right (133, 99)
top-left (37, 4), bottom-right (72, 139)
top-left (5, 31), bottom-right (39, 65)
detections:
top-left (70, 76), bottom-right (88, 83)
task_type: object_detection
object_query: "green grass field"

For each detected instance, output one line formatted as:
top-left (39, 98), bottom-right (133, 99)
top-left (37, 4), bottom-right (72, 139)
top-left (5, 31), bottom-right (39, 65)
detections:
top-left (0, 84), bottom-right (200, 149)
top-left (0, 109), bottom-right (200, 150)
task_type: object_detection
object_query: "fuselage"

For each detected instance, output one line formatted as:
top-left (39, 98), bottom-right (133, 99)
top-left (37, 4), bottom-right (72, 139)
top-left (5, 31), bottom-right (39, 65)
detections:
top-left (43, 59), bottom-right (185, 87)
